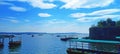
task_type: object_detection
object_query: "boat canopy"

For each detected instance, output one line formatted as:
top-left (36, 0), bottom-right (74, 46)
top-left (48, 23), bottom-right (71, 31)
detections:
top-left (116, 36), bottom-right (120, 39)
top-left (69, 39), bottom-right (120, 44)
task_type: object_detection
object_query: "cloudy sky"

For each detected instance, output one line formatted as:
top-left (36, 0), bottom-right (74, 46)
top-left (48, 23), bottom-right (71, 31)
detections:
top-left (0, 0), bottom-right (120, 33)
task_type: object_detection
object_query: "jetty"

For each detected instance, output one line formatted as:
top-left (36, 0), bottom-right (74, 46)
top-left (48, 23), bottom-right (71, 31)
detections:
top-left (61, 37), bottom-right (78, 41)
top-left (0, 35), bottom-right (21, 48)
top-left (0, 38), bottom-right (3, 48)
top-left (67, 39), bottom-right (120, 54)
top-left (60, 35), bottom-right (78, 41)
top-left (9, 36), bottom-right (21, 48)
top-left (0, 35), bottom-right (15, 48)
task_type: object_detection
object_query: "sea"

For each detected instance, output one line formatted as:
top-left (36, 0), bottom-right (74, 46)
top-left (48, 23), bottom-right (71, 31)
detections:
top-left (0, 33), bottom-right (88, 54)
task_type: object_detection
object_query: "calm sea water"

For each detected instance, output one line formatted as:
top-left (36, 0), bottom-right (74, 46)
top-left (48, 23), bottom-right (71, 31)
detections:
top-left (0, 33), bottom-right (88, 54)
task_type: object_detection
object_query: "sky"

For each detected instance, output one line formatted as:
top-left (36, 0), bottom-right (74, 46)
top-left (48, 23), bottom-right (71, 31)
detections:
top-left (0, 0), bottom-right (120, 33)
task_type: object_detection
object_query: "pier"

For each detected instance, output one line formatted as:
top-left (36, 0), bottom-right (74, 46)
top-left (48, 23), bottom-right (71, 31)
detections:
top-left (0, 35), bottom-right (21, 48)
top-left (9, 36), bottom-right (21, 48)
top-left (0, 38), bottom-right (4, 48)
top-left (60, 35), bottom-right (78, 41)
top-left (67, 39), bottom-right (120, 54)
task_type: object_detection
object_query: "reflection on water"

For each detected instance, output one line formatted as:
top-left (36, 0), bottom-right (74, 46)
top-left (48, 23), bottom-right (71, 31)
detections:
top-left (0, 47), bottom-right (3, 54)
top-left (0, 35), bottom-right (21, 54)
top-left (9, 44), bottom-right (21, 54)
top-left (89, 43), bottom-right (118, 53)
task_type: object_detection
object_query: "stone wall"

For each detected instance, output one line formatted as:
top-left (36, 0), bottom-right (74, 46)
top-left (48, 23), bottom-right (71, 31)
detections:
top-left (89, 27), bottom-right (120, 40)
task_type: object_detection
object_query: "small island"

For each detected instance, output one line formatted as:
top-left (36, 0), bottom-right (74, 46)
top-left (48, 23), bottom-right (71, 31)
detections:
top-left (89, 18), bottom-right (120, 40)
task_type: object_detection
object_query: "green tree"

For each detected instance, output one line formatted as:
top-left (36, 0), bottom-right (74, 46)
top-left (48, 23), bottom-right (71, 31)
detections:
top-left (97, 20), bottom-right (107, 27)
top-left (106, 18), bottom-right (112, 23)
top-left (97, 18), bottom-right (116, 27)
top-left (116, 20), bottom-right (120, 27)
top-left (106, 18), bottom-right (116, 27)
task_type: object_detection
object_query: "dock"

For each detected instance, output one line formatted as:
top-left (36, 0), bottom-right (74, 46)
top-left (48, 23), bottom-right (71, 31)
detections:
top-left (61, 37), bottom-right (78, 41)
top-left (60, 35), bottom-right (78, 41)
top-left (9, 41), bottom-right (21, 49)
top-left (0, 35), bottom-right (21, 48)
top-left (8, 35), bottom-right (21, 48)
top-left (67, 39), bottom-right (120, 54)
top-left (0, 38), bottom-right (4, 48)
top-left (0, 35), bottom-right (15, 48)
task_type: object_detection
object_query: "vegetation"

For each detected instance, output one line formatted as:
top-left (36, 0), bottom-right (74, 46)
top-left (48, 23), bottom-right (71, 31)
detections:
top-left (92, 18), bottom-right (120, 28)
top-left (116, 20), bottom-right (120, 27)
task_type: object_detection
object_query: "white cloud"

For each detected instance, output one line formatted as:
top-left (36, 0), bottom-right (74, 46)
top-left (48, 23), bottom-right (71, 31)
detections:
top-left (74, 15), bottom-right (120, 22)
top-left (9, 6), bottom-right (27, 12)
top-left (0, 1), bottom-right (27, 12)
top-left (7, 17), bottom-right (16, 19)
top-left (0, 1), bottom-right (14, 6)
top-left (77, 18), bottom-right (96, 22)
top-left (37, 19), bottom-right (66, 26)
top-left (70, 13), bottom-right (86, 18)
top-left (40, 20), bottom-right (89, 33)
top-left (60, 0), bottom-right (114, 9)
top-left (10, 19), bottom-right (19, 23)
top-left (48, 0), bottom-right (54, 2)
top-left (99, 15), bottom-right (120, 19)
top-left (38, 13), bottom-right (51, 17)
top-left (47, 19), bottom-right (66, 24)
top-left (90, 9), bottom-right (120, 15)
top-left (18, 0), bottom-right (56, 9)
top-left (36, 19), bottom-right (87, 33)
top-left (24, 19), bottom-right (30, 22)
top-left (71, 9), bottom-right (120, 18)
top-left (70, 9), bottom-right (120, 22)
top-left (0, 18), bottom-right (19, 23)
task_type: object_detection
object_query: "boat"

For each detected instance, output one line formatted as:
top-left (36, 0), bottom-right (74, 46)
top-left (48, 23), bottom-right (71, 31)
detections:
top-left (56, 35), bottom-right (60, 37)
top-left (32, 35), bottom-right (34, 37)
top-left (60, 36), bottom-right (78, 41)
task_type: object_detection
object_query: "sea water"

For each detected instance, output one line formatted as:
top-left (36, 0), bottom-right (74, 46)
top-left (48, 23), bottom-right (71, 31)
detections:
top-left (0, 33), bottom-right (88, 54)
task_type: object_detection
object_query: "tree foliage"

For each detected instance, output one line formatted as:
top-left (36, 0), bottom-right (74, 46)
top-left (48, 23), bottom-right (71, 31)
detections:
top-left (92, 18), bottom-right (120, 28)
top-left (116, 20), bottom-right (120, 27)
top-left (97, 20), bottom-right (107, 27)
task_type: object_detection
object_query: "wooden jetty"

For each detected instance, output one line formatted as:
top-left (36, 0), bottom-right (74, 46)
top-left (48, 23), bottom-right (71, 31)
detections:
top-left (0, 35), bottom-right (21, 49)
top-left (0, 38), bottom-right (4, 48)
top-left (9, 36), bottom-right (21, 48)
top-left (0, 35), bottom-right (15, 48)
top-left (60, 36), bottom-right (78, 41)
top-left (9, 41), bottom-right (21, 48)
top-left (67, 39), bottom-right (120, 54)
top-left (61, 37), bottom-right (78, 41)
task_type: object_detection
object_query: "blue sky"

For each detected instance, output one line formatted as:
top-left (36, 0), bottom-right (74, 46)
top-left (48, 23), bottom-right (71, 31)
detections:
top-left (0, 0), bottom-right (120, 33)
